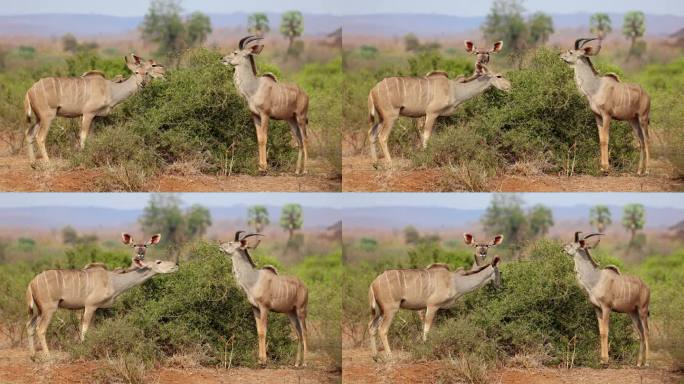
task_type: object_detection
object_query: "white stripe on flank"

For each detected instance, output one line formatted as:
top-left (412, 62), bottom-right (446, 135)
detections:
top-left (418, 80), bottom-right (423, 103)
top-left (86, 271), bottom-right (90, 293)
top-left (427, 271), bottom-right (432, 295)
top-left (43, 272), bottom-right (52, 299)
top-left (401, 271), bottom-right (407, 292)
top-left (426, 80), bottom-right (431, 104)
top-left (384, 272), bottom-right (395, 301)
top-left (383, 80), bottom-right (391, 106)
top-left (401, 78), bottom-right (407, 101)
top-left (626, 88), bottom-right (631, 108)
top-left (77, 272), bottom-right (82, 295)
top-left (59, 270), bottom-right (65, 292)
top-left (417, 271), bottom-right (423, 296)
top-left (40, 80), bottom-right (48, 106)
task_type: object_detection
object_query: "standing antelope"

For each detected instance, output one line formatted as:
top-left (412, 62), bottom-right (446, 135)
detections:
top-left (26, 258), bottom-right (178, 358)
top-left (121, 232), bottom-right (161, 268)
top-left (219, 231), bottom-right (309, 366)
top-left (221, 36), bottom-right (309, 175)
top-left (560, 38), bottom-right (651, 175)
top-left (464, 233), bottom-right (504, 267)
top-left (563, 232), bottom-right (651, 366)
top-left (464, 40), bottom-right (503, 77)
top-left (23, 54), bottom-right (165, 165)
top-left (367, 257), bottom-right (501, 360)
top-left (368, 63), bottom-right (511, 168)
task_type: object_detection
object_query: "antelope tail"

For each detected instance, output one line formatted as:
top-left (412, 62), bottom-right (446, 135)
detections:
top-left (24, 91), bottom-right (32, 123)
top-left (26, 284), bottom-right (38, 317)
top-left (368, 285), bottom-right (379, 316)
top-left (368, 92), bottom-right (376, 124)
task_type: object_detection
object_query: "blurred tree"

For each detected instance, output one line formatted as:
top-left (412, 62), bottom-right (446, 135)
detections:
top-left (528, 204), bottom-right (554, 238)
top-left (404, 33), bottom-right (420, 52)
top-left (623, 11), bottom-right (646, 59)
top-left (248, 12), bottom-right (270, 37)
top-left (589, 13), bottom-right (612, 38)
top-left (404, 226), bottom-right (421, 245)
top-left (589, 205), bottom-right (612, 233)
top-left (280, 204), bottom-right (303, 241)
top-left (359, 237), bottom-right (378, 252)
top-left (247, 205), bottom-right (270, 233)
top-left (62, 33), bottom-right (79, 53)
top-left (140, 0), bottom-right (212, 58)
top-left (140, 194), bottom-right (187, 247)
top-left (186, 12), bottom-right (212, 46)
top-left (62, 225), bottom-right (79, 245)
top-left (482, 0), bottom-right (528, 53)
top-left (528, 12), bottom-right (554, 46)
top-left (280, 10), bottom-right (304, 55)
top-left (186, 204), bottom-right (212, 239)
top-left (622, 203), bottom-right (645, 245)
top-left (359, 45), bottom-right (379, 59)
top-left (17, 238), bottom-right (36, 252)
top-left (482, 194), bottom-right (528, 246)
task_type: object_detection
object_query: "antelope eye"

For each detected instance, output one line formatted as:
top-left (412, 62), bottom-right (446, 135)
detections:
top-left (156, 260), bottom-right (162, 264)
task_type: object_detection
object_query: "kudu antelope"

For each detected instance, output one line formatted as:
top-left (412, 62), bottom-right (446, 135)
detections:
top-left (560, 38), bottom-right (651, 175)
top-left (23, 54), bottom-right (165, 165)
top-left (465, 40), bottom-right (503, 77)
top-left (464, 233), bottom-right (504, 267)
top-left (563, 232), bottom-right (651, 366)
top-left (26, 258), bottom-right (178, 358)
top-left (368, 257), bottom-right (501, 360)
top-left (368, 63), bottom-right (511, 167)
top-left (219, 231), bottom-right (309, 366)
top-left (221, 36), bottom-right (309, 174)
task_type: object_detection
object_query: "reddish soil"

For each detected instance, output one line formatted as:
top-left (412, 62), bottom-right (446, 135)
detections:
top-left (0, 346), bottom-right (339, 384)
top-left (342, 348), bottom-right (683, 384)
top-left (342, 155), bottom-right (683, 192)
top-left (0, 149), bottom-right (340, 192)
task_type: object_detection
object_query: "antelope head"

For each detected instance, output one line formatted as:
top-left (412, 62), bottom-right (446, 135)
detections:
top-left (464, 233), bottom-right (504, 264)
top-left (140, 259), bottom-right (179, 274)
top-left (143, 59), bottom-right (166, 80)
top-left (221, 35), bottom-right (264, 68)
top-left (477, 64), bottom-right (512, 92)
top-left (563, 231), bottom-right (603, 258)
top-left (125, 54), bottom-right (153, 86)
top-left (121, 233), bottom-right (161, 267)
top-left (219, 231), bottom-right (263, 264)
top-left (464, 40), bottom-right (503, 67)
top-left (559, 37), bottom-right (602, 65)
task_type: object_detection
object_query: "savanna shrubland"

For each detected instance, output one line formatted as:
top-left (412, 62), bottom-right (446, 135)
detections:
top-left (345, 239), bottom-right (641, 368)
top-left (1, 47), bottom-right (342, 188)
top-left (346, 47), bottom-right (684, 186)
top-left (414, 48), bottom-right (638, 177)
top-left (0, 239), bottom-right (342, 369)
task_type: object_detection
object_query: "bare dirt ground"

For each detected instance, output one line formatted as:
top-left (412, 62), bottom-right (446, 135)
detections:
top-left (342, 347), bottom-right (683, 384)
top-left (0, 346), bottom-right (339, 384)
top-left (0, 148), bottom-right (340, 192)
top-left (342, 154), bottom-right (683, 192)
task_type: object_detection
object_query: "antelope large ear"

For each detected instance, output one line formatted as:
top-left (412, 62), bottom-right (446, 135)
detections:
top-left (121, 233), bottom-right (133, 245)
top-left (491, 41), bottom-right (503, 53)
top-left (148, 234), bottom-right (161, 245)
top-left (250, 44), bottom-right (264, 54)
top-left (463, 233), bottom-right (474, 245)
top-left (491, 235), bottom-right (504, 246)
top-left (125, 55), bottom-right (138, 71)
top-left (464, 40), bottom-right (475, 53)
top-left (131, 54), bottom-right (142, 64)
top-left (582, 46), bottom-right (594, 55)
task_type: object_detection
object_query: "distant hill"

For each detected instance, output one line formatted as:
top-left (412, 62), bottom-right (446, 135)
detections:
top-left (342, 205), bottom-right (684, 230)
top-left (0, 13), bottom-right (343, 38)
top-left (0, 12), bottom-right (680, 38)
top-left (0, 205), bottom-right (341, 231)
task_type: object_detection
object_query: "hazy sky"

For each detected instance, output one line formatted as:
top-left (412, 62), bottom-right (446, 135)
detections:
top-left (1, 0), bottom-right (681, 16)
top-left (0, 193), bottom-right (682, 209)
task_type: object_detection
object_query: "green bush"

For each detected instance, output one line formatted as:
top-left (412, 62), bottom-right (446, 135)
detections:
top-left (410, 239), bottom-right (637, 367)
top-left (416, 48), bottom-right (638, 175)
top-left (74, 48), bottom-right (296, 176)
top-left (71, 240), bottom-right (296, 367)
